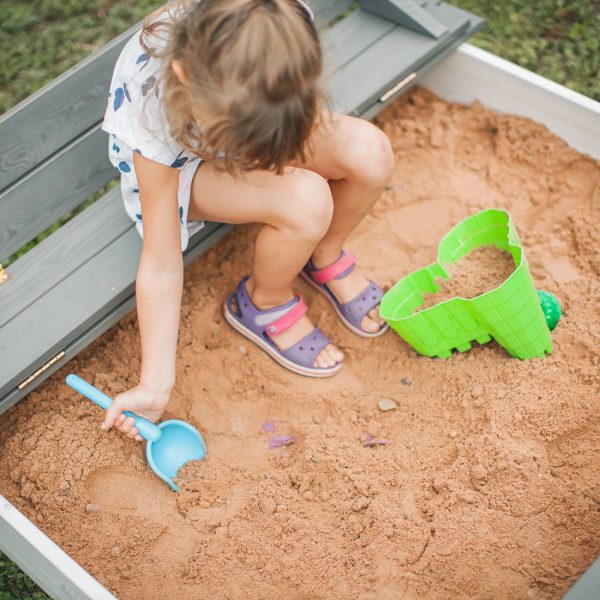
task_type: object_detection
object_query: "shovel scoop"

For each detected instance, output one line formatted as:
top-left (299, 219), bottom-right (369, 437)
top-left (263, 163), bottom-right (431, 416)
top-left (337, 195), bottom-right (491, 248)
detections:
top-left (66, 374), bottom-right (206, 491)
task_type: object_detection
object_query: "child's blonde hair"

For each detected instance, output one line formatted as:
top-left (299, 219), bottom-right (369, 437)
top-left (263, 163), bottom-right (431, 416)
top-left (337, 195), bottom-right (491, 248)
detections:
top-left (142, 0), bottom-right (324, 174)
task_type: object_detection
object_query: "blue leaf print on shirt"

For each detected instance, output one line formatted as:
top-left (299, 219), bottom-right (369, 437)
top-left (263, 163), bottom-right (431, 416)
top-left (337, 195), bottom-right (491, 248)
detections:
top-left (136, 52), bottom-right (151, 70)
top-left (112, 142), bottom-right (120, 153)
top-left (179, 206), bottom-right (184, 224)
top-left (118, 161), bottom-right (131, 173)
top-left (113, 84), bottom-right (132, 111)
top-left (141, 75), bottom-right (157, 97)
top-left (136, 213), bottom-right (143, 222)
top-left (170, 151), bottom-right (189, 169)
top-left (134, 148), bottom-right (142, 155)
top-left (113, 88), bottom-right (124, 111)
top-left (132, 188), bottom-right (139, 193)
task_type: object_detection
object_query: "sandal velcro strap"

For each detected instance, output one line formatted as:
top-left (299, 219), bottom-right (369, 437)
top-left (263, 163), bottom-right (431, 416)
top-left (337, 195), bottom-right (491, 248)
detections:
top-left (311, 251), bottom-right (356, 285)
top-left (265, 297), bottom-right (308, 338)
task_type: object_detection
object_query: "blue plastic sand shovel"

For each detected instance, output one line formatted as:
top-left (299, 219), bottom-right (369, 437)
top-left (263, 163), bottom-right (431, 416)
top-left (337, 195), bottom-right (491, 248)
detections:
top-left (66, 374), bottom-right (206, 491)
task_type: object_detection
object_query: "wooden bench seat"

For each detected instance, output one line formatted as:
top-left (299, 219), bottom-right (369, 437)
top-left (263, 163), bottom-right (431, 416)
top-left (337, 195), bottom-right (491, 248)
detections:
top-left (0, 0), bottom-right (483, 415)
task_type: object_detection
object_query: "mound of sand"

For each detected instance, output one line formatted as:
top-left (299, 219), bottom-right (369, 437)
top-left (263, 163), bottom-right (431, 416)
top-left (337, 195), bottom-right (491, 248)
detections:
top-left (417, 245), bottom-right (516, 310)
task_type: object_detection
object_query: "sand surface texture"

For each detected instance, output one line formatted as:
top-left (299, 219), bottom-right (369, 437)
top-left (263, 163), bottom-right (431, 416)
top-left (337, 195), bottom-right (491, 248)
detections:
top-left (418, 245), bottom-right (516, 311)
top-left (1, 88), bottom-right (599, 600)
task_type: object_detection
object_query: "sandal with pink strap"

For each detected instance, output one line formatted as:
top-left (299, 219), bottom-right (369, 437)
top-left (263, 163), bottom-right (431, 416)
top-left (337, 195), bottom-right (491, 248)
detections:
top-left (224, 276), bottom-right (343, 378)
top-left (301, 251), bottom-right (389, 338)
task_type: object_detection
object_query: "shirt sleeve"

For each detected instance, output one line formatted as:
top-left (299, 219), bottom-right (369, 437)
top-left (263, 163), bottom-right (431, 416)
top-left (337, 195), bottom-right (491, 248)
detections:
top-left (101, 29), bottom-right (189, 168)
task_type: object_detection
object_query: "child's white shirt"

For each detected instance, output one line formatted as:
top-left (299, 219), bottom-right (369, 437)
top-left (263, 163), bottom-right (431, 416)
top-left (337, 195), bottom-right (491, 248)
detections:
top-left (101, 8), bottom-right (203, 250)
top-left (101, 1), bottom-right (315, 250)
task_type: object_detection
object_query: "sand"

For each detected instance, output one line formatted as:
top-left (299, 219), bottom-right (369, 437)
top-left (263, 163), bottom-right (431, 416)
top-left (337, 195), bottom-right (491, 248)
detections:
top-left (418, 245), bottom-right (516, 311)
top-left (1, 87), bottom-right (599, 600)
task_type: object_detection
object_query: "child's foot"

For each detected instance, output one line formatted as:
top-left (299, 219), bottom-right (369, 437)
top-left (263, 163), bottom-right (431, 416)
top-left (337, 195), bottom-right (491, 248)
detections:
top-left (224, 277), bottom-right (344, 377)
top-left (322, 268), bottom-right (386, 334)
top-left (302, 251), bottom-right (388, 338)
top-left (263, 308), bottom-right (344, 369)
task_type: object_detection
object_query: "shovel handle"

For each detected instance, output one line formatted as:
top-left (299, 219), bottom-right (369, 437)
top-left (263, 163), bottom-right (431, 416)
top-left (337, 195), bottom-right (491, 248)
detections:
top-left (66, 374), bottom-right (161, 442)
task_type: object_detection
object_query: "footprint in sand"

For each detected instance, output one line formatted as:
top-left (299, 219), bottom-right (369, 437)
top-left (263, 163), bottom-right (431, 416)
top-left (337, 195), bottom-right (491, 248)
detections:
top-left (547, 427), bottom-right (599, 470)
top-left (85, 467), bottom-right (203, 562)
top-left (185, 485), bottom-right (254, 527)
top-left (85, 466), bottom-right (255, 559)
top-left (362, 557), bottom-right (420, 600)
top-left (85, 466), bottom-right (253, 526)
top-left (85, 467), bottom-right (178, 522)
top-left (521, 159), bottom-right (598, 233)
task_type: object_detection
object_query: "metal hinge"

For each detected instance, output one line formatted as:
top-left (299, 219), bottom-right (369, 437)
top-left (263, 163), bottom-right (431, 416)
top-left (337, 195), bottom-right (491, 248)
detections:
top-left (17, 351), bottom-right (66, 390)
top-left (380, 72), bottom-right (417, 103)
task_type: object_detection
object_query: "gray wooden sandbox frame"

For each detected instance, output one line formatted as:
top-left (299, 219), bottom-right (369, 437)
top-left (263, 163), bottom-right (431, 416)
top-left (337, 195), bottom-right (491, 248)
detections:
top-left (1, 0), bottom-right (599, 598)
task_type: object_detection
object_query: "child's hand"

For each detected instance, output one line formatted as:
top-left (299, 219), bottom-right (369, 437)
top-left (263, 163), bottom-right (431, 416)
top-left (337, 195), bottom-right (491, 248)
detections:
top-left (101, 384), bottom-right (170, 442)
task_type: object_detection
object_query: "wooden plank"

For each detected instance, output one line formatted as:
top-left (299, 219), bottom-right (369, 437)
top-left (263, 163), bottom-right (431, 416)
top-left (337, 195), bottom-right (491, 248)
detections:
top-left (0, 222), bottom-right (231, 400)
top-left (0, 496), bottom-right (116, 600)
top-left (422, 43), bottom-right (600, 160)
top-left (0, 126), bottom-right (117, 262)
top-left (0, 294), bottom-right (137, 418)
top-left (327, 5), bottom-right (472, 115)
top-left (0, 227), bottom-right (141, 392)
top-left (309, 0), bottom-right (354, 26)
top-left (0, 188), bottom-right (132, 330)
top-left (0, 24), bottom-right (137, 192)
top-left (360, 14), bottom-right (485, 119)
top-left (322, 10), bottom-right (396, 79)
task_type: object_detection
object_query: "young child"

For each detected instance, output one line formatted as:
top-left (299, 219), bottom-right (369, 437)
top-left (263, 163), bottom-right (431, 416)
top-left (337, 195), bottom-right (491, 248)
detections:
top-left (101, 0), bottom-right (394, 440)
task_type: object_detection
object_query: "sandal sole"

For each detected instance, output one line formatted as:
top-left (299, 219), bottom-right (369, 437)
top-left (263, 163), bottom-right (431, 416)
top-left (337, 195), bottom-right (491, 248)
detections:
top-left (223, 302), bottom-right (343, 378)
top-left (300, 272), bottom-right (389, 339)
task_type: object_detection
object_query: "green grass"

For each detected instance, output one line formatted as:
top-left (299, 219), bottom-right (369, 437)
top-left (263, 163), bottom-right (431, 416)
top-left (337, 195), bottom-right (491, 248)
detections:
top-left (0, 0), bottom-right (598, 113)
top-left (3, 181), bottom-right (119, 268)
top-left (0, 0), bottom-right (598, 598)
top-left (0, 555), bottom-right (47, 600)
top-left (0, 0), bottom-right (162, 114)
top-left (450, 0), bottom-right (600, 101)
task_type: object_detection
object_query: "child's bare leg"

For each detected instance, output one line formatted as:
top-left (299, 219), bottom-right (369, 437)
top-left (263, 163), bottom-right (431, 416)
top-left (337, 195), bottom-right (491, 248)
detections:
top-left (291, 114), bottom-right (395, 333)
top-left (188, 165), bottom-right (343, 368)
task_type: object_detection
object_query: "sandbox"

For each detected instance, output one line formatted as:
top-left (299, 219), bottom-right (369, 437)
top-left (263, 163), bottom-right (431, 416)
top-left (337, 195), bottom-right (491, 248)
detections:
top-left (1, 48), bottom-right (600, 600)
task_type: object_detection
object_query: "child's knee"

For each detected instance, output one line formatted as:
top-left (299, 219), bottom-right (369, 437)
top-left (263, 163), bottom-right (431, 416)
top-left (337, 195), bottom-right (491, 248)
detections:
top-left (285, 171), bottom-right (333, 240)
top-left (342, 121), bottom-right (395, 186)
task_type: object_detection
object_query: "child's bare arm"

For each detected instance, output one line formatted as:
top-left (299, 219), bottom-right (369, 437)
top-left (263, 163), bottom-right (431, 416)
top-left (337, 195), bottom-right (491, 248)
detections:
top-left (102, 153), bottom-right (183, 437)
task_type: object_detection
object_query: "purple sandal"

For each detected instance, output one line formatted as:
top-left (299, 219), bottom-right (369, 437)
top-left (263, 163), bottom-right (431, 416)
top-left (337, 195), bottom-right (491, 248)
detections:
top-left (301, 251), bottom-right (388, 338)
top-left (224, 277), bottom-right (342, 378)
